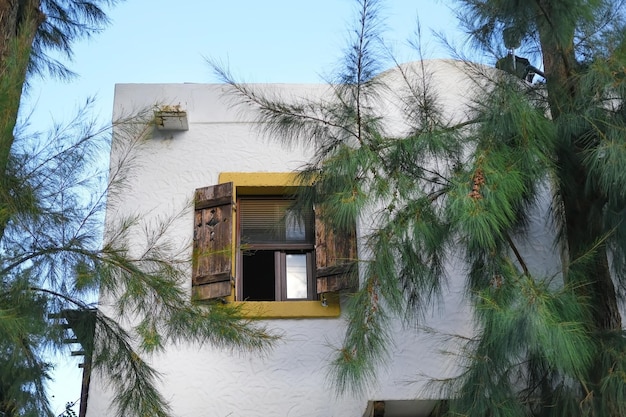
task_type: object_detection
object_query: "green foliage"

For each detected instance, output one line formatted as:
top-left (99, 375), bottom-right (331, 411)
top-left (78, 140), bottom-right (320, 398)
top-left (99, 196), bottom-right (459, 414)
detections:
top-left (0, 3), bottom-right (279, 417)
top-left (0, 106), bottom-right (279, 417)
top-left (216, 0), bottom-right (626, 415)
top-left (30, 1), bottom-right (121, 79)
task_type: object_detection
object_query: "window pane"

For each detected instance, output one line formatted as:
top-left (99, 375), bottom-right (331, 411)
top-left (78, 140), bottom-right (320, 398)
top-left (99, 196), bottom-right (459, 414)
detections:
top-left (240, 199), bottom-right (313, 244)
top-left (286, 254), bottom-right (308, 299)
top-left (242, 251), bottom-right (276, 301)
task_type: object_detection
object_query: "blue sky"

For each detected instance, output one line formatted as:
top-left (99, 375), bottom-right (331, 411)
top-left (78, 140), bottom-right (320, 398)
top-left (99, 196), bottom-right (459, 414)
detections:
top-left (25, 1), bottom-right (465, 414)
top-left (25, 0), bottom-right (466, 127)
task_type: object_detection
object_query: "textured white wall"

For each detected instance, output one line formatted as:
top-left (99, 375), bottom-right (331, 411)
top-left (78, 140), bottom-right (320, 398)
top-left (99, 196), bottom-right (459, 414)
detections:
top-left (88, 60), bottom-right (560, 417)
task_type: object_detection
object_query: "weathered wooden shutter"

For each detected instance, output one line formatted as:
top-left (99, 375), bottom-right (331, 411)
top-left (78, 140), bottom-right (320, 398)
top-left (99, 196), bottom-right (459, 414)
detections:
top-left (315, 210), bottom-right (357, 294)
top-left (192, 182), bottom-right (234, 300)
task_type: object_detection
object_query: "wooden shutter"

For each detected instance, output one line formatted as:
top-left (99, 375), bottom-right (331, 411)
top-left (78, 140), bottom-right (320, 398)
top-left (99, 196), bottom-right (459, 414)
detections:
top-left (315, 210), bottom-right (357, 293)
top-left (193, 182), bottom-right (234, 300)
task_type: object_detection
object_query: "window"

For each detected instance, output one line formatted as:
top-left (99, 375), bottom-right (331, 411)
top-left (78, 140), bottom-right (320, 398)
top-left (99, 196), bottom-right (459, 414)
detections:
top-left (238, 197), bottom-right (315, 301)
top-left (192, 180), bottom-right (357, 303)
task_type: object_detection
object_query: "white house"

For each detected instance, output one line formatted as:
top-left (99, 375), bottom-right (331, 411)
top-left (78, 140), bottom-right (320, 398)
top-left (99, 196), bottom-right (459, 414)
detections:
top-left (85, 60), bottom-right (559, 417)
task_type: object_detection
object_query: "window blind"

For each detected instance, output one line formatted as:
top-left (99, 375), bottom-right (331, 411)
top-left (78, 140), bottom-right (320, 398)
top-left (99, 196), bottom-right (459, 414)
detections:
top-left (239, 198), bottom-right (314, 244)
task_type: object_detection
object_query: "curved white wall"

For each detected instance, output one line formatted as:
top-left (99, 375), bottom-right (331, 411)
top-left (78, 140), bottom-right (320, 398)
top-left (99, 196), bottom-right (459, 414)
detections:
top-left (88, 60), bottom-right (559, 417)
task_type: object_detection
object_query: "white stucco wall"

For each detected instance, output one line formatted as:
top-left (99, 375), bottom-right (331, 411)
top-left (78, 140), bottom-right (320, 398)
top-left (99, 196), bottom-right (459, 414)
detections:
top-left (87, 60), bottom-right (560, 417)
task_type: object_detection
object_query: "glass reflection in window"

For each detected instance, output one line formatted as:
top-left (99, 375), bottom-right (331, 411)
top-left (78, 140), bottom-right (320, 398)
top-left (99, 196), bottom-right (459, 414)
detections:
top-left (286, 254), bottom-right (307, 299)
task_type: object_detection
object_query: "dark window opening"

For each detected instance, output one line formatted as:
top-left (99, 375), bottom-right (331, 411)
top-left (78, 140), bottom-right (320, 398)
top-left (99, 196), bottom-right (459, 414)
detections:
top-left (242, 250), bottom-right (276, 301)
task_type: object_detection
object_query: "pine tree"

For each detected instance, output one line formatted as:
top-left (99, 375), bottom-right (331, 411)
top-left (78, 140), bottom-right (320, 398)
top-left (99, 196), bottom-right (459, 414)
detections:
top-left (214, 0), bottom-right (626, 415)
top-left (1, 105), bottom-right (278, 417)
top-left (0, 2), bottom-right (278, 417)
top-left (0, 1), bottom-right (120, 237)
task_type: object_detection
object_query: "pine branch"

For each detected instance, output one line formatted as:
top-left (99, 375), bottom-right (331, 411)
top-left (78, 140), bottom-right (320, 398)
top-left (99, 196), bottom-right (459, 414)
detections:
top-left (505, 233), bottom-right (530, 277)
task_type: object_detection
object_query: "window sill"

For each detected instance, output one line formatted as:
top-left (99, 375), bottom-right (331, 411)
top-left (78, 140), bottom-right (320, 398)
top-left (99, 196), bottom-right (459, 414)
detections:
top-left (233, 294), bottom-right (340, 318)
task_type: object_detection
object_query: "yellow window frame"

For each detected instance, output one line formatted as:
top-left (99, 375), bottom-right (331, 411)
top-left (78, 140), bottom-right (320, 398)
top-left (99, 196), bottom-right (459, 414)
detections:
top-left (218, 172), bottom-right (340, 318)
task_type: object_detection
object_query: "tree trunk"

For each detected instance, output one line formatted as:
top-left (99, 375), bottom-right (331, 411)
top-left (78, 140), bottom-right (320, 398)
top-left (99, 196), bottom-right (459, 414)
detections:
top-left (537, 1), bottom-right (622, 415)
top-left (536, 0), bottom-right (622, 333)
top-left (0, 0), bottom-right (43, 241)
